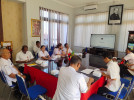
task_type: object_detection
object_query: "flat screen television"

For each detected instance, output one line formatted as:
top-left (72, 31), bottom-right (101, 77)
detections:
top-left (90, 34), bottom-right (116, 49)
top-left (128, 43), bottom-right (134, 51)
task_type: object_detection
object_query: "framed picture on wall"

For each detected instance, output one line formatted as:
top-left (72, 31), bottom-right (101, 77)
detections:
top-left (31, 19), bottom-right (41, 37)
top-left (108, 4), bottom-right (124, 25)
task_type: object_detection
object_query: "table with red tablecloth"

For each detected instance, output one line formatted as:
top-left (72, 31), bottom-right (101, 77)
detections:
top-left (24, 65), bottom-right (105, 100)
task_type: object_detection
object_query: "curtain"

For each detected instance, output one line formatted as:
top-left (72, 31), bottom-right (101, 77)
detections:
top-left (118, 10), bottom-right (134, 52)
top-left (74, 12), bottom-right (108, 47)
top-left (74, 10), bottom-right (134, 52)
top-left (40, 7), bottom-right (69, 48)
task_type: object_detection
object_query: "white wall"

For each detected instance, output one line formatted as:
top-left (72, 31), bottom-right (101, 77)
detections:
top-left (23, 0), bottom-right (74, 50)
top-left (72, 0), bottom-right (134, 52)
top-left (7, 0), bottom-right (134, 53)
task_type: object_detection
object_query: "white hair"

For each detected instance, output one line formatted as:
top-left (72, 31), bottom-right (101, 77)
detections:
top-left (0, 48), bottom-right (5, 57)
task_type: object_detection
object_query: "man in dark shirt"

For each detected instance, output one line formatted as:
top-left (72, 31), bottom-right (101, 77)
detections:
top-left (110, 8), bottom-right (120, 20)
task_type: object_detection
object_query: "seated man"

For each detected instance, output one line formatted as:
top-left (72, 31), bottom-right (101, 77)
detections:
top-left (38, 45), bottom-right (51, 60)
top-left (52, 43), bottom-right (66, 58)
top-left (16, 45), bottom-right (34, 73)
top-left (98, 52), bottom-right (121, 96)
top-left (53, 56), bottom-right (94, 100)
top-left (33, 41), bottom-right (40, 56)
top-left (0, 48), bottom-right (25, 86)
top-left (119, 47), bottom-right (134, 77)
top-left (63, 43), bottom-right (72, 55)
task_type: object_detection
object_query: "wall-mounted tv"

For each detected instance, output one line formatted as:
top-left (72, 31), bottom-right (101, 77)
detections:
top-left (90, 34), bottom-right (116, 49)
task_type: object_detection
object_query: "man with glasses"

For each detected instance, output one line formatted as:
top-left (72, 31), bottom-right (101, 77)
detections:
top-left (53, 56), bottom-right (94, 100)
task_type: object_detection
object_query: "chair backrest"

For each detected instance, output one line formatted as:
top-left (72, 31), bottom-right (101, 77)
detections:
top-left (124, 76), bottom-right (134, 100)
top-left (16, 74), bottom-right (29, 96)
top-left (51, 46), bottom-right (54, 51)
top-left (45, 47), bottom-right (48, 51)
top-left (49, 50), bottom-right (53, 56)
top-left (114, 83), bottom-right (125, 100)
top-left (0, 71), bottom-right (7, 83)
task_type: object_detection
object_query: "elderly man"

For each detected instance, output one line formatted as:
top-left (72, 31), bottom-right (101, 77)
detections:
top-left (0, 48), bottom-right (25, 86)
top-left (53, 56), bottom-right (94, 100)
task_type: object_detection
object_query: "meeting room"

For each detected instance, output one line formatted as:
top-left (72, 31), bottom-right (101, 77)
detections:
top-left (0, 0), bottom-right (134, 100)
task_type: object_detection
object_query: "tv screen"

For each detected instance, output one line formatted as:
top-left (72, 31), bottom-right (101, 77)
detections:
top-left (128, 43), bottom-right (134, 51)
top-left (90, 34), bottom-right (116, 49)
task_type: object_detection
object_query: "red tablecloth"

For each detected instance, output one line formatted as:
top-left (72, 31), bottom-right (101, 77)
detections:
top-left (80, 76), bottom-right (105, 100)
top-left (24, 64), bottom-right (58, 98)
top-left (24, 65), bottom-right (105, 99)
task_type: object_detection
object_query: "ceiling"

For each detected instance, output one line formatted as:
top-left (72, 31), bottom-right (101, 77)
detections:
top-left (53, 0), bottom-right (121, 8)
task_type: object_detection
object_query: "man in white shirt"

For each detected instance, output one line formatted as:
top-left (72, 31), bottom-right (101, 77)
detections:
top-left (63, 43), bottom-right (72, 55)
top-left (38, 45), bottom-right (51, 60)
top-left (120, 48), bottom-right (134, 77)
top-left (53, 56), bottom-right (94, 100)
top-left (16, 45), bottom-right (34, 73)
top-left (0, 48), bottom-right (25, 86)
top-left (33, 41), bottom-right (40, 56)
top-left (98, 52), bottom-right (121, 96)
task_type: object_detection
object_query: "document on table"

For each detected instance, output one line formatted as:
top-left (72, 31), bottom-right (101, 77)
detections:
top-left (81, 69), bottom-right (94, 74)
top-left (82, 74), bottom-right (90, 83)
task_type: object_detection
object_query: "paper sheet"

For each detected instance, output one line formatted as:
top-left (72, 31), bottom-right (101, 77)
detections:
top-left (81, 69), bottom-right (93, 74)
top-left (82, 74), bottom-right (90, 83)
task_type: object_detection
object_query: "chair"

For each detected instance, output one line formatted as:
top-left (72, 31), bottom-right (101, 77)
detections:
top-left (120, 78), bottom-right (130, 87)
top-left (16, 74), bottom-right (47, 100)
top-left (108, 86), bottom-right (127, 99)
top-left (49, 50), bottom-right (53, 56)
top-left (108, 76), bottom-right (134, 100)
top-left (45, 47), bottom-right (48, 51)
top-left (0, 71), bottom-right (16, 100)
top-left (51, 46), bottom-right (54, 51)
top-left (88, 84), bottom-right (125, 100)
top-left (124, 76), bottom-right (134, 100)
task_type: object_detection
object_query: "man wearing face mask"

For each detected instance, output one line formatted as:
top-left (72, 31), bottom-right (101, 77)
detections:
top-left (16, 45), bottom-right (34, 73)
top-left (53, 56), bottom-right (94, 100)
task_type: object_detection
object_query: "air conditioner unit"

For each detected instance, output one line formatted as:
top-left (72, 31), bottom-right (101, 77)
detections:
top-left (84, 5), bottom-right (98, 11)
top-left (8, 0), bottom-right (26, 3)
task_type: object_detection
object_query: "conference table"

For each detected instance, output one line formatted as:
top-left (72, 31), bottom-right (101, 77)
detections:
top-left (23, 54), bottom-right (105, 100)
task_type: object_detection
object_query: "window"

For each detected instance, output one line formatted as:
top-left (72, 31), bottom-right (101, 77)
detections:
top-left (74, 12), bottom-right (108, 47)
top-left (40, 7), bottom-right (69, 48)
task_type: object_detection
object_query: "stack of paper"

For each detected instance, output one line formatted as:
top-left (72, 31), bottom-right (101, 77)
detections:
top-left (81, 69), bottom-right (93, 74)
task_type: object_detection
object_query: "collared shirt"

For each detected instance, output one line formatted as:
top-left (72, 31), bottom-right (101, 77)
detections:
top-left (63, 48), bottom-right (72, 54)
top-left (33, 45), bottom-right (40, 55)
top-left (124, 52), bottom-right (134, 75)
top-left (16, 51), bottom-right (34, 66)
top-left (52, 48), bottom-right (62, 57)
top-left (38, 50), bottom-right (49, 60)
top-left (105, 60), bottom-right (121, 92)
top-left (53, 66), bottom-right (88, 100)
top-left (0, 58), bottom-right (18, 86)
